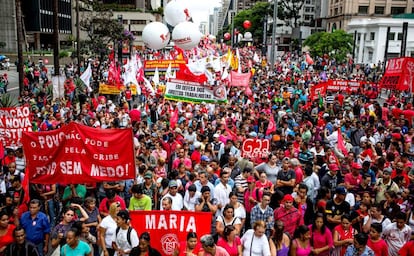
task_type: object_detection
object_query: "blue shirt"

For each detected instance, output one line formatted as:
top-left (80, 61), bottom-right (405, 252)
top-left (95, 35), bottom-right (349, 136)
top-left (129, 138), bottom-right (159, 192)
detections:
top-left (61, 240), bottom-right (91, 256)
top-left (20, 211), bottom-right (51, 244)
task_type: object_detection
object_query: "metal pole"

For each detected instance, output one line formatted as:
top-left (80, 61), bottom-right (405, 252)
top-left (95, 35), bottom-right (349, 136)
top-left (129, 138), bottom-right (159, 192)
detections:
top-left (76, 0), bottom-right (80, 74)
top-left (262, 16), bottom-right (267, 55)
top-left (231, 11), bottom-right (235, 47)
top-left (270, 0), bottom-right (278, 69)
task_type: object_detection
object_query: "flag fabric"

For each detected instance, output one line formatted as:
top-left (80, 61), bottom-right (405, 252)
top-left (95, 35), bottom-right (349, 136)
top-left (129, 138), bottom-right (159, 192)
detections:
top-left (143, 77), bottom-right (155, 95)
top-left (266, 115), bottom-right (276, 136)
top-left (176, 64), bottom-right (208, 84)
top-left (318, 92), bottom-right (323, 108)
top-left (165, 63), bottom-right (173, 80)
top-left (253, 52), bottom-right (260, 63)
top-left (305, 53), bottom-right (314, 65)
top-left (22, 168), bottom-right (30, 204)
top-left (337, 128), bottom-right (348, 156)
top-left (153, 67), bottom-right (160, 85)
top-left (230, 71), bottom-right (251, 87)
top-left (170, 108), bottom-right (179, 129)
top-left (80, 63), bottom-right (92, 92)
top-left (236, 48), bottom-right (242, 73)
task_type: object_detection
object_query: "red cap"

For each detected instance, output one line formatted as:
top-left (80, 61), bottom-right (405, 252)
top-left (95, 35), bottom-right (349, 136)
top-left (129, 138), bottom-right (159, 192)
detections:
top-left (351, 162), bottom-right (362, 169)
top-left (392, 133), bottom-right (402, 140)
top-left (328, 164), bottom-right (339, 171)
top-left (282, 194), bottom-right (294, 202)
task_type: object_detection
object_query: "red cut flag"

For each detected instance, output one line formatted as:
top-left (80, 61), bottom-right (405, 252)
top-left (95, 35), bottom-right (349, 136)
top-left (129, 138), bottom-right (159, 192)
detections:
top-left (266, 115), bottom-right (276, 136)
top-left (305, 53), bottom-right (314, 65)
top-left (337, 128), bottom-right (348, 156)
top-left (170, 108), bottom-right (179, 129)
top-left (224, 122), bottom-right (237, 141)
top-left (22, 168), bottom-right (30, 204)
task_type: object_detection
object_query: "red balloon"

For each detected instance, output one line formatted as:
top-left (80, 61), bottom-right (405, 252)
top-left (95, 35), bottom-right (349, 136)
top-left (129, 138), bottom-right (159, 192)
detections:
top-left (44, 59), bottom-right (49, 64)
top-left (224, 32), bottom-right (231, 41)
top-left (243, 20), bottom-right (252, 29)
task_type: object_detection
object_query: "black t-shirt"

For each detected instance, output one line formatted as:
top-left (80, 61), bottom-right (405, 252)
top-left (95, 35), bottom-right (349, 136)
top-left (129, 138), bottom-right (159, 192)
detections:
top-left (325, 199), bottom-right (351, 230)
top-left (276, 170), bottom-right (296, 195)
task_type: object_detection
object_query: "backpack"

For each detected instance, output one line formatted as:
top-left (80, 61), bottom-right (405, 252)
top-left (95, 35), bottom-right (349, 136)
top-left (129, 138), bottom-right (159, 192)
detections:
top-left (116, 226), bottom-right (133, 246)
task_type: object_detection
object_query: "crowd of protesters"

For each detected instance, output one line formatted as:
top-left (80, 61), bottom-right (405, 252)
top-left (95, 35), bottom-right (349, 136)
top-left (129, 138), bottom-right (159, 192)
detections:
top-left (1, 46), bottom-right (414, 256)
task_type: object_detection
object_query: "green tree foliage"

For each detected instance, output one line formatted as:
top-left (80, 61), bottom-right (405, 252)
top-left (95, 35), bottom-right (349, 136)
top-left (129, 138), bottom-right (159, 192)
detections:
top-left (303, 30), bottom-right (353, 63)
top-left (223, 2), bottom-right (272, 43)
top-left (78, 1), bottom-right (124, 63)
top-left (278, 0), bottom-right (305, 28)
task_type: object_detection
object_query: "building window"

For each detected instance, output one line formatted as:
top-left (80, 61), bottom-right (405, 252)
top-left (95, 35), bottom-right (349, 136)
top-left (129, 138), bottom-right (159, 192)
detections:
top-left (389, 32), bottom-right (395, 40)
top-left (130, 20), bottom-right (146, 25)
top-left (358, 6), bottom-right (369, 14)
top-left (368, 51), bottom-right (373, 62)
top-left (374, 6), bottom-right (385, 14)
top-left (398, 33), bottom-right (403, 40)
top-left (391, 7), bottom-right (405, 15)
top-left (370, 32), bottom-right (375, 40)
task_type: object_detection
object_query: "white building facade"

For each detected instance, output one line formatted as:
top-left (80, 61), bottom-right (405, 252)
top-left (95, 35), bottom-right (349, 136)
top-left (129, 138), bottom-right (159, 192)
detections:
top-left (348, 18), bottom-right (414, 64)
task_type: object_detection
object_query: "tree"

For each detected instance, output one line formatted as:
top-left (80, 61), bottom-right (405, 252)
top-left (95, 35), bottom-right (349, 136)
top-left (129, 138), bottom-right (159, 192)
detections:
top-left (277, 0), bottom-right (305, 28)
top-left (78, 1), bottom-right (124, 68)
top-left (224, 2), bottom-right (272, 44)
top-left (303, 29), bottom-right (353, 63)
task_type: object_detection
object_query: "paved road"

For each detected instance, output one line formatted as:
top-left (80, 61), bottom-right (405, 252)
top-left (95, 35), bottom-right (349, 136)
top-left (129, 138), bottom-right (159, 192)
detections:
top-left (1, 66), bottom-right (19, 98)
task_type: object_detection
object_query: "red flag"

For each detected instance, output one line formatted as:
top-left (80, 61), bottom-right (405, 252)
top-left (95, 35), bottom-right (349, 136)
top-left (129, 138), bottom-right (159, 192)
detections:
top-left (306, 53), bottom-right (314, 65)
top-left (337, 128), bottom-right (348, 156)
top-left (22, 168), bottom-right (30, 204)
top-left (176, 64), bottom-right (207, 84)
top-left (170, 108), bottom-right (179, 129)
top-left (230, 71), bottom-right (251, 87)
top-left (0, 143), bottom-right (4, 161)
top-left (224, 123), bottom-right (237, 141)
top-left (266, 115), bottom-right (276, 136)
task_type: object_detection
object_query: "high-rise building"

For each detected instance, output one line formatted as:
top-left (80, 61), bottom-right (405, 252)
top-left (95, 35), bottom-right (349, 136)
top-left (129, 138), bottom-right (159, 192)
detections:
top-left (326, 0), bottom-right (413, 32)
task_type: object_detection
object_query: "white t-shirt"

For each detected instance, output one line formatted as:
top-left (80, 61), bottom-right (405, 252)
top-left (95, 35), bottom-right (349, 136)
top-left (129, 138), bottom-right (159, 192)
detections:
top-left (100, 215), bottom-right (117, 248)
top-left (113, 227), bottom-right (140, 256)
top-left (241, 229), bottom-right (271, 256)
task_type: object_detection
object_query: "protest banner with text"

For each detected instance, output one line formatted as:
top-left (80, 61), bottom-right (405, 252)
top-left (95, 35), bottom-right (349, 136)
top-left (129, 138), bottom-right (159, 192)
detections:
top-left (241, 138), bottom-right (270, 159)
top-left (380, 57), bottom-right (414, 91)
top-left (165, 78), bottom-right (227, 104)
top-left (21, 122), bottom-right (135, 184)
top-left (130, 211), bottom-right (212, 256)
top-left (144, 60), bottom-right (187, 76)
top-left (0, 106), bottom-right (32, 147)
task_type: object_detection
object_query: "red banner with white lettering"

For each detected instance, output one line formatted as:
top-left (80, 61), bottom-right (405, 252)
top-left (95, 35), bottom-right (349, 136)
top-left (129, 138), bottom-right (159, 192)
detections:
top-left (380, 57), bottom-right (414, 91)
top-left (241, 138), bottom-right (270, 159)
top-left (21, 122), bottom-right (135, 184)
top-left (310, 82), bottom-right (328, 100)
top-left (130, 211), bottom-right (212, 256)
top-left (230, 71), bottom-right (251, 87)
top-left (0, 106), bottom-right (32, 147)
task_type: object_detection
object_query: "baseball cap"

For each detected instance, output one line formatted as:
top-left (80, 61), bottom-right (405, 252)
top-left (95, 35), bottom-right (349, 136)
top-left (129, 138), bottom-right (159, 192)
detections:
top-left (383, 167), bottom-right (392, 174)
top-left (213, 133), bottom-right (220, 138)
top-left (335, 186), bottom-right (347, 195)
top-left (144, 171), bottom-right (153, 179)
top-left (201, 155), bottom-right (210, 162)
top-left (328, 164), bottom-right (339, 171)
top-left (169, 180), bottom-right (178, 188)
top-left (282, 194), bottom-right (294, 202)
top-left (351, 162), bottom-right (362, 169)
top-left (249, 131), bottom-right (258, 137)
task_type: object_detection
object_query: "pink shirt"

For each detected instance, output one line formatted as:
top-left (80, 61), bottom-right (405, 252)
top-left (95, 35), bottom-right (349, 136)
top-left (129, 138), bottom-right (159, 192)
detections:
top-left (217, 237), bottom-right (241, 256)
top-left (308, 225), bottom-right (333, 256)
top-left (201, 245), bottom-right (230, 256)
top-left (172, 157), bottom-right (192, 170)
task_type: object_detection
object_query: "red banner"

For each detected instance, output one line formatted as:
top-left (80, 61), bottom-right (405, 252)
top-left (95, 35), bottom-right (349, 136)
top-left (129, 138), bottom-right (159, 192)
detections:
top-left (230, 71), bottom-right (251, 87)
top-left (0, 106), bottom-right (32, 147)
top-left (310, 82), bottom-right (328, 100)
top-left (21, 122), bottom-right (135, 184)
top-left (241, 138), bottom-right (270, 159)
top-left (380, 57), bottom-right (414, 91)
top-left (130, 211), bottom-right (212, 256)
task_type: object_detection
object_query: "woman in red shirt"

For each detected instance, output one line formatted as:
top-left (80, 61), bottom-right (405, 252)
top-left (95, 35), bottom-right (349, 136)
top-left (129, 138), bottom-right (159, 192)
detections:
top-left (173, 232), bottom-right (201, 256)
top-left (0, 210), bottom-right (16, 255)
top-left (217, 225), bottom-right (242, 256)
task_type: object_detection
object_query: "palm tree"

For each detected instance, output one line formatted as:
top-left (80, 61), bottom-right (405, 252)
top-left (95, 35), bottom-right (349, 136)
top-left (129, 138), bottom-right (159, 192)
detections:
top-left (15, 0), bottom-right (24, 95)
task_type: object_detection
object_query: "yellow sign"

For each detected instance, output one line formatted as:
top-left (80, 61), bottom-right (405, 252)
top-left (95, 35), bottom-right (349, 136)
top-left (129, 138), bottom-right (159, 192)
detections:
top-left (99, 83), bottom-right (138, 95)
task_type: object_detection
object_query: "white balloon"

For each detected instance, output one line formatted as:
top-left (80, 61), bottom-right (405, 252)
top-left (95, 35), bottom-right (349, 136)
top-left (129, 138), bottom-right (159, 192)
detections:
top-left (164, 0), bottom-right (191, 27)
top-left (172, 22), bottom-right (202, 50)
top-left (244, 32), bottom-right (252, 39)
top-left (142, 22), bottom-right (170, 50)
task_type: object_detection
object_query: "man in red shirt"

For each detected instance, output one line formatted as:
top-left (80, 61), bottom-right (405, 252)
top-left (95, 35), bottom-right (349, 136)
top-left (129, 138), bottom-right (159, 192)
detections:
top-left (128, 104), bottom-right (141, 124)
top-left (273, 194), bottom-right (303, 237)
top-left (345, 162), bottom-right (363, 193)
